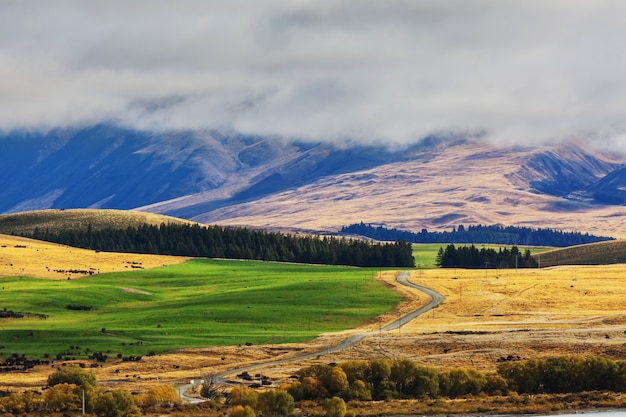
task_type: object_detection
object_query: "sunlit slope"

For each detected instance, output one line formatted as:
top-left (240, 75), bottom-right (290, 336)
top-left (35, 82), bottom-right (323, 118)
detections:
top-left (188, 141), bottom-right (626, 238)
top-left (0, 208), bottom-right (193, 236)
top-left (0, 234), bottom-right (190, 279)
top-left (534, 239), bottom-right (626, 267)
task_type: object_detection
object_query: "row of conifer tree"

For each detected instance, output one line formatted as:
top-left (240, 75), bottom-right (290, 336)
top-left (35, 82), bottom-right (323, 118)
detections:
top-left (436, 244), bottom-right (537, 268)
top-left (29, 223), bottom-right (415, 268)
top-left (342, 222), bottom-right (613, 247)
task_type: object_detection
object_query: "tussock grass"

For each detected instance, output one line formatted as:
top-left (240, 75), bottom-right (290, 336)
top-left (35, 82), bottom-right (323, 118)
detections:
top-left (536, 239), bottom-right (626, 266)
top-left (0, 234), bottom-right (190, 279)
top-left (0, 208), bottom-right (192, 235)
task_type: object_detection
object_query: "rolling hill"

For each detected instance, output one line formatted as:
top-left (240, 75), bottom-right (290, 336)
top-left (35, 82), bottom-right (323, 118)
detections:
top-left (0, 209), bottom-right (192, 236)
top-left (534, 239), bottom-right (626, 267)
top-left (2, 126), bottom-right (626, 237)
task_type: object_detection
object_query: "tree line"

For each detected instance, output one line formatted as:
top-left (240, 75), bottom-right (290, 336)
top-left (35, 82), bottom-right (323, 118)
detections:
top-left (341, 222), bottom-right (614, 247)
top-left (2, 355), bottom-right (624, 416)
top-left (28, 223), bottom-right (415, 268)
top-left (283, 355), bottom-right (626, 402)
top-left (436, 244), bottom-right (537, 268)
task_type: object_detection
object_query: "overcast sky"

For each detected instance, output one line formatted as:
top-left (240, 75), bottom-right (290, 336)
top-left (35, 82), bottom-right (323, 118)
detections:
top-left (2, 0), bottom-right (626, 149)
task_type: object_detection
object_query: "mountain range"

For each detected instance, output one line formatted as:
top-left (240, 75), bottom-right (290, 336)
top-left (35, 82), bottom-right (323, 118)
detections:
top-left (2, 125), bottom-right (626, 237)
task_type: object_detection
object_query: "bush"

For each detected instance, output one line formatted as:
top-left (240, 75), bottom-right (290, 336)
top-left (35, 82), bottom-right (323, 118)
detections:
top-left (94, 389), bottom-right (141, 417)
top-left (230, 404), bottom-right (256, 417)
top-left (257, 390), bottom-right (295, 417)
top-left (323, 396), bottom-right (346, 417)
top-left (144, 385), bottom-right (178, 406)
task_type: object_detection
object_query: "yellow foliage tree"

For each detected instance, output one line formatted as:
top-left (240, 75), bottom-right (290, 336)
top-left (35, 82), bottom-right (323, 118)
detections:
top-left (145, 385), bottom-right (178, 406)
top-left (45, 383), bottom-right (80, 411)
top-left (323, 396), bottom-right (347, 417)
top-left (94, 389), bottom-right (141, 417)
top-left (230, 404), bottom-right (256, 417)
top-left (229, 384), bottom-right (259, 409)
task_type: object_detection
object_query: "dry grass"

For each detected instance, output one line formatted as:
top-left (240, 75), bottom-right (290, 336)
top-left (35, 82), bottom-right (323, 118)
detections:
top-left (537, 239), bottom-right (626, 266)
top-left (2, 253), bottom-right (626, 416)
top-left (0, 234), bottom-right (191, 279)
top-left (0, 208), bottom-right (192, 236)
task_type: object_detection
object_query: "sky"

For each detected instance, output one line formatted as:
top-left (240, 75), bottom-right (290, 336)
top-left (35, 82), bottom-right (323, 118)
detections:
top-left (2, 0), bottom-right (626, 150)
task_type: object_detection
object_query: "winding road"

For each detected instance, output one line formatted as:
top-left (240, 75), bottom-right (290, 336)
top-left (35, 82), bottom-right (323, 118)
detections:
top-left (177, 271), bottom-right (444, 403)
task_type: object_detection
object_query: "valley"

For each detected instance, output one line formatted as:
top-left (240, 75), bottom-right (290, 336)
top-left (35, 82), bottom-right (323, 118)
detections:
top-left (1, 234), bottom-right (625, 414)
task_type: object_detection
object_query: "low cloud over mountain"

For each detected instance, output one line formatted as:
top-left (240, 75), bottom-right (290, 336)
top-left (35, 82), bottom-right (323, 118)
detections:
top-left (3, 1), bottom-right (626, 150)
top-left (2, 126), bottom-right (626, 237)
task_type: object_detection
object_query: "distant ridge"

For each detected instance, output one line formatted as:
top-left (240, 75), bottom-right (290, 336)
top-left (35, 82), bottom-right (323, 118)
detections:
top-left (3, 126), bottom-right (626, 237)
top-left (0, 209), bottom-right (193, 236)
top-left (534, 240), bottom-right (626, 267)
top-left (341, 222), bottom-right (614, 247)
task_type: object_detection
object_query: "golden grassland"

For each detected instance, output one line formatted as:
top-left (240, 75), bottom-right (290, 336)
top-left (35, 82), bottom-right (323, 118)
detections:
top-left (1, 240), bottom-right (626, 415)
top-left (537, 239), bottom-right (626, 267)
top-left (0, 208), bottom-right (192, 236)
top-left (0, 234), bottom-right (191, 279)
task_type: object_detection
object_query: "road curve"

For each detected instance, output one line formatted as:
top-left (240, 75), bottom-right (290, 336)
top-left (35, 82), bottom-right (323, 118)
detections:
top-left (177, 271), bottom-right (444, 402)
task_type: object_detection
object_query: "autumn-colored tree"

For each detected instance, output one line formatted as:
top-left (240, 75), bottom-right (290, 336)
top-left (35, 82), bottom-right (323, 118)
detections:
top-left (145, 385), bottom-right (178, 406)
top-left (0, 392), bottom-right (31, 414)
top-left (367, 359), bottom-right (395, 400)
top-left (48, 366), bottom-right (97, 390)
top-left (94, 389), bottom-right (141, 417)
top-left (257, 389), bottom-right (295, 417)
top-left (230, 384), bottom-right (259, 409)
top-left (45, 383), bottom-right (81, 411)
top-left (301, 376), bottom-right (327, 399)
top-left (323, 366), bottom-right (349, 398)
top-left (484, 372), bottom-right (509, 396)
top-left (323, 396), bottom-right (347, 417)
top-left (285, 380), bottom-right (304, 401)
top-left (439, 368), bottom-right (486, 398)
top-left (47, 366), bottom-right (98, 411)
top-left (230, 404), bottom-right (256, 417)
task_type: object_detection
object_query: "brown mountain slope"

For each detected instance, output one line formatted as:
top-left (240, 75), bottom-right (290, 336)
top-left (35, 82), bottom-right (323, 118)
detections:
top-left (184, 141), bottom-right (626, 238)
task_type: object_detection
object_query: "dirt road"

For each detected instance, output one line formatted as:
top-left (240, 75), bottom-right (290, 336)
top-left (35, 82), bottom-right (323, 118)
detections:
top-left (176, 271), bottom-right (443, 402)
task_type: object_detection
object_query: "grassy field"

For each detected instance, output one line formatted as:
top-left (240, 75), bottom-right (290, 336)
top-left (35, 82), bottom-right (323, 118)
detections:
top-left (0, 259), bottom-right (401, 359)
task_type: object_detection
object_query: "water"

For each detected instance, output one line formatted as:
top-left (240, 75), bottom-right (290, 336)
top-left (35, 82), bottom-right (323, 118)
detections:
top-left (533, 412), bottom-right (626, 417)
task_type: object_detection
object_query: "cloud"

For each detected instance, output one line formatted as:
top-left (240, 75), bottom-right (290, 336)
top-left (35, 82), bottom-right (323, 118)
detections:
top-left (2, 0), bottom-right (626, 149)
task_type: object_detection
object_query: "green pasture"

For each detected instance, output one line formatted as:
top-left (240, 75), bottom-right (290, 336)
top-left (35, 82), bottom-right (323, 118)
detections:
top-left (0, 259), bottom-right (401, 359)
top-left (412, 244), bottom-right (552, 269)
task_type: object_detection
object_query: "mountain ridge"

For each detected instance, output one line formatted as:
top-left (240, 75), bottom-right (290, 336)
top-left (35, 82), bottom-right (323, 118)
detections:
top-left (2, 126), bottom-right (626, 237)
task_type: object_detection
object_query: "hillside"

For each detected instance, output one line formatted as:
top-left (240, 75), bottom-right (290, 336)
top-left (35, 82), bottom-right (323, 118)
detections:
top-left (2, 126), bottom-right (626, 237)
top-left (0, 209), bottom-right (192, 236)
top-left (534, 239), bottom-right (626, 267)
top-left (0, 126), bottom-right (417, 214)
top-left (175, 140), bottom-right (626, 238)
top-left (0, 234), bottom-right (190, 279)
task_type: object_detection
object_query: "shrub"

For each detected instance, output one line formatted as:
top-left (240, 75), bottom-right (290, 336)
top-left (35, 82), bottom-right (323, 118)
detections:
top-left (257, 390), bottom-right (295, 417)
top-left (230, 404), bottom-right (256, 417)
top-left (94, 389), bottom-right (141, 417)
top-left (144, 385), bottom-right (178, 406)
top-left (323, 396), bottom-right (347, 417)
